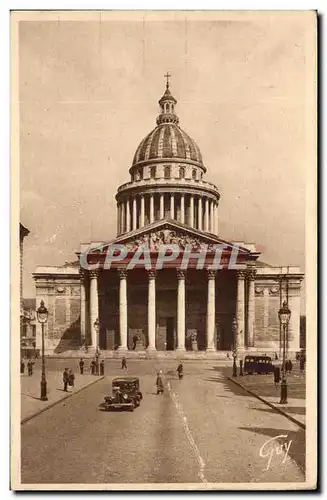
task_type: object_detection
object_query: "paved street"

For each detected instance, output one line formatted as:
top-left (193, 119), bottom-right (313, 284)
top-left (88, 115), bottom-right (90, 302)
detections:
top-left (21, 360), bottom-right (305, 485)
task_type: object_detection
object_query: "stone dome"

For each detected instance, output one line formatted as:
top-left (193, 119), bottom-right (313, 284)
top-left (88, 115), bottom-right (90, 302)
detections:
top-left (131, 81), bottom-right (205, 172)
top-left (132, 123), bottom-right (204, 168)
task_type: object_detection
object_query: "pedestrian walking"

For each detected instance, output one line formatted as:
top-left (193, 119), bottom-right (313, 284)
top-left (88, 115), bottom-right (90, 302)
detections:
top-left (121, 356), bottom-right (127, 370)
top-left (20, 359), bottom-right (25, 374)
top-left (288, 359), bottom-right (293, 373)
top-left (63, 368), bottom-right (69, 392)
top-left (177, 363), bottom-right (183, 380)
top-left (274, 366), bottom-right (281, 387)
top-left (79, 358), bottom-right (84, 375)
top-left (100, 360), bottom-right (104, 376)
top-left (68, 369), bottom-right (75, 388)
top-left (27, 360), bottom-right (34, 376)
top-left (156, 371), bottom-right (164, 395)
top-left (300, 355), bottom-right (305, 373)
top-left (90, 360), bottom-right (96, 375)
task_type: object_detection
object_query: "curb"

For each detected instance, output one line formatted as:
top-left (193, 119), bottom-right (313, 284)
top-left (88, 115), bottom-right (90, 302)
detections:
top-left (227, 377), bottom-right (305, 430)
top-left (21, 376), bottom-right (105, 425)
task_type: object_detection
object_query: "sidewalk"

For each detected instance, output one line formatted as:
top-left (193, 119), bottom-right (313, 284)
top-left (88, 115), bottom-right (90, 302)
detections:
top-left (227, 368), bottom-right (306, 428)
top-left (21, 369), bottom-right (104, 423)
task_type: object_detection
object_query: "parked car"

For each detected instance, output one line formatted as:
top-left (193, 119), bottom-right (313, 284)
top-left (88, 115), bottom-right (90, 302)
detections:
top-left (99, 377), bottom-right (143, 412)
top-left (243, 355), bottom-right (274, 375)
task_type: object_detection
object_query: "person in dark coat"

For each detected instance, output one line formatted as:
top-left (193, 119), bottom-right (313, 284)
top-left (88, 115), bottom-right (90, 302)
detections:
top-left (90, 360), bottom-right (96, 375)
top-left (177, 363), bottom-right (183, 379)
top-left (79, 358), bottom-right (84, 375)
top-left (68, 370), bottom-right (75, 388)
top-left (63, 368), bottom-right (69, 392)
top-left (274, 366), bottom-right (281, 386)
top-left (100, 360), bottom-right (104, 376)
top-left (288, 359), bottom-right (293, 373)
top-left (300, 355), bottom-right (305, 373)
top-left (121, 357), bottom-right (127, 370)
top-left (20, 360), bottom-right (25, 374)
top-left (27, 360), bottom-right (34, 376)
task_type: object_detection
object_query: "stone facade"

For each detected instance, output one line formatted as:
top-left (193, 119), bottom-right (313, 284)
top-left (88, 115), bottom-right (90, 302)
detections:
top-left (33, 82), bottom-right (304, 356)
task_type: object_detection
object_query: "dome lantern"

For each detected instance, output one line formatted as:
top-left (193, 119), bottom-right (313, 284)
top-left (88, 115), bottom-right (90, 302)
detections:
top-left (157, 73), bottom-right (179, 125)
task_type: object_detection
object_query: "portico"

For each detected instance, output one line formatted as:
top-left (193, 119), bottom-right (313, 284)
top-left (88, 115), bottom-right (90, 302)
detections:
top-left (78, 223), bottom-right (260, 353)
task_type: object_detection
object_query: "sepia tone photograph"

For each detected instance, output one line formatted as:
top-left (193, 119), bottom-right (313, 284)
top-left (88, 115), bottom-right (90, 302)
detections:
top-left (11, 10), bottom-right (317, 490)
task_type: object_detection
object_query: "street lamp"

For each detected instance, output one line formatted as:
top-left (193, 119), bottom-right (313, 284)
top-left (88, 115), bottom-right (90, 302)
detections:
top-left (94, 319), bottom-right (100, 375)
top-left (278, 301), bottom-right (291, 404)
top-left (232, 317), bottom-right (238, 377)
top-left (36, 300), bottom-right (48, 401)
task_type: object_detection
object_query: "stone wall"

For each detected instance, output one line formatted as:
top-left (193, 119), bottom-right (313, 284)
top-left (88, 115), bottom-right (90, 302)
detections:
top-left (35, 267), bottom-right (80, 353)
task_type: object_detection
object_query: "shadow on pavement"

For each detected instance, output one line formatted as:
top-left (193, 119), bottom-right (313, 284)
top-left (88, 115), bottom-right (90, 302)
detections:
top-left (21, 393), bottom-right (42, 401)
top-left (238, 426), bottom-right (306, 474)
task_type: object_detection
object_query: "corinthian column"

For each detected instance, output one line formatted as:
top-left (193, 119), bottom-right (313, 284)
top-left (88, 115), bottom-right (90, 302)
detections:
top-left (147, 270), bottom-right (156, 351)
top-left (159, 194), bottom-right (164, 219)
top-left (126, 199), bottom-right (131, 232)
top-left (180, 194), bottom-right (185, 224)
top-left (206, 270), bottom-right (216, 351)
top-left (247, 267), bottom-right (256, 347)
top-left (79, 268), bottom-right (86, 345)
top-left (117, 203), bottom-right (121, 236)
top-left (120, 202), bottom-right (125, 234)
top-left (132, 198), bottom-right (137, 230)
top-left (204, 198), bottom-right (209, 232)
top-left (140, 195), bottom-right (145, 228)
top-left (89, 270), bottom-right (99, 349)
top-left (189, 195), bottom-right (194, 227)
top-left (176, 270), bottom-right (186, 351)
top-left (236, 270), bottom-right (246, 349)
top-left (198, 197), bottom-right (203, 231)
top-left (118, 269), bottom-right (128, 351)
top-left (210, 201), bottom-right (215, 233)
top-left (170, 194), bottom-right (175, 219)
top-left (150, 194), bottom-right (154, 223)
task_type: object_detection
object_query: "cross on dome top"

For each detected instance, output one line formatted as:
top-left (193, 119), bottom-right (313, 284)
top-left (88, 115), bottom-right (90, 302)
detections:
top-left (164, 72), bottom-right (171, 89)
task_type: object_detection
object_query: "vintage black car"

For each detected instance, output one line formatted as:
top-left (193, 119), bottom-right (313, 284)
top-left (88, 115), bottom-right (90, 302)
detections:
top-left (243, 355), bottom-right (274, 375)
top-left (99, 377), bottom-right (143, 412)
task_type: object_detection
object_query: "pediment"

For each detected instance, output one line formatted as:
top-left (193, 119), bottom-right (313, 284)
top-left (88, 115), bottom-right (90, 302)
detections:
top-left (98, 219), bottom-right (253, 255)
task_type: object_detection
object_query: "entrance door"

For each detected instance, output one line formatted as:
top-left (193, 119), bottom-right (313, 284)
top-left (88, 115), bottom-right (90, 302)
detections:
top-left (166, 317), bottom-right (175, 350)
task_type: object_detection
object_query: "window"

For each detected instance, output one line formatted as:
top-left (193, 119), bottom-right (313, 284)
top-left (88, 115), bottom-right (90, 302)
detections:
top-left (138, 169), bottom-right (143, 180)
top-left (164, 166), bottom-right (171, 179)
top-left (192, 169), bottom-right (197, 180)
top-left (179, 167), bottom-right (185, 179)
top-left (150, 166), bottom-right (156, 179)
top-left (172, 104), bottom-right (174, 113)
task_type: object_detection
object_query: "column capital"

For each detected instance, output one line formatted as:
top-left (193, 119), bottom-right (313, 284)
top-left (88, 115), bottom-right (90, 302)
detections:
top-left (237, 269), bottom-right (246, 280)
top-left (118, 268), bottom-right (128, 280)
top-left (206, 269), bottom-right (216, 280)
top-left (177, 269), bottom-right (186, 280)
top-left (89, 269), bottom-right (99, 279)
top-left (247, 268), bottom-right (257, 281)
top-left (79, 267), bottom-right (85, 282)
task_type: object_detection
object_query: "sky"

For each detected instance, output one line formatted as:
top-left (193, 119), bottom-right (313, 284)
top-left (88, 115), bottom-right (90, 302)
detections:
top-left (18, 12), bottom-right (311, 299)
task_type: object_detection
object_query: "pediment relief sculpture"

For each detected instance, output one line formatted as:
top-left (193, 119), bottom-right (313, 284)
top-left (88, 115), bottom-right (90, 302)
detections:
top-left (124, 229), bottom-right (218, 252)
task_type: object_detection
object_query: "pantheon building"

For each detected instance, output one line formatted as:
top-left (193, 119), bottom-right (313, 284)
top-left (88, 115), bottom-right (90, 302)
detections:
top-left (34, 81), bottom-right (304, 357)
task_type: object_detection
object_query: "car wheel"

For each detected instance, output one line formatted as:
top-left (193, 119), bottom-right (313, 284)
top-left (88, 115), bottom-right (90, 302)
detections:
top-left (129, 405), bottom-right (134, 412)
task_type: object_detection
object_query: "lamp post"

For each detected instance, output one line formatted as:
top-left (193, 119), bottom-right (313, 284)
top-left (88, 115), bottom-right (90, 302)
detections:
top-left (36, 300), bottom-right (48, 401)
top-left (232, 317), bottom-right (238, 377)
top-left (94, 318), bottom-right (100, 375)
top-left (278, 301), bottom-right (291, 404)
